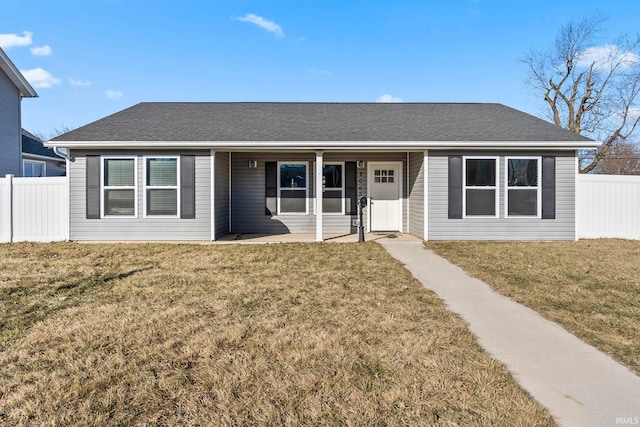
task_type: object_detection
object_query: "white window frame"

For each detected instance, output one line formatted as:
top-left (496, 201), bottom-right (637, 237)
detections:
top-left (22, 159), bottom-right (46, 177)
top-left (143, 156), bottom-right (181, 218)
top-left (277, 161), bottom-right (309, 215)
top-left (101, 156), bottom-right (138, 219)
top-left (505, 156), bottom-right (542, 218)
top-left (462, 156), bottom-right (499, 219)
top-left (322, 162), bottom-right (345, 215)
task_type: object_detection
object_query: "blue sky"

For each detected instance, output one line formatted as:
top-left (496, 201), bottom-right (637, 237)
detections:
top-left (2, 0), bottom-right (640, 137)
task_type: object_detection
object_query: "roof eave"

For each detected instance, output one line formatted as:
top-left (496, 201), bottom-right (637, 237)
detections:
top-left (45, 140), bottom-right (602, 151)
top-left (21, 152), bottom-right (65, 162)
top-left (0, 48), bottom-right (38, 98)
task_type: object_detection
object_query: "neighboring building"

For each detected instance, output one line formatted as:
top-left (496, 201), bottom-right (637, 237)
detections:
top-left (47, 102), bottom-right (600, 241)
top-left (0, 47), bottom-right (37, 177)
top-left (21, 129), bottom-right (66, 177)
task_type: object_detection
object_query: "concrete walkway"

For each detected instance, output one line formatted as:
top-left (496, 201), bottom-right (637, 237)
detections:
top-left (378, 238), bottom-right (640, 427)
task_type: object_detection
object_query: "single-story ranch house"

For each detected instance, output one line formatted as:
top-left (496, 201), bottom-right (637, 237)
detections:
top-left (47, 102), bottom-right (599, 241)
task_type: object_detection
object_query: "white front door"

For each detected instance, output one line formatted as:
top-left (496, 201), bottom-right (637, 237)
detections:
top-left (369, 162), bottom-right (401, 231)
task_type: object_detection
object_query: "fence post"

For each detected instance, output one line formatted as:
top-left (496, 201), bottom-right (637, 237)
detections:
top-left (2, 174), bottom-right (13, 243)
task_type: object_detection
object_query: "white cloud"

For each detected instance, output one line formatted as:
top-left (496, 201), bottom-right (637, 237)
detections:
top-left (376, 94), bottom-right (404, 103)
top-left (236, 13), bottom-right (284, 38)
top-left (69, 78), bottom-right (91, 87)
top-left (106, 90), bottom-right (123, 100)
top-left (30, 45), bottom-right (52, 56)
top-left (20, 68), bottom-right (61, 88)
top-left (0, 31), bottom-right (33, 48)
top-left (577, 44), bottom-right (640, 70)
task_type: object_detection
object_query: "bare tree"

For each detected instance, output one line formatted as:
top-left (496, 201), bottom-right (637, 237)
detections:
top-left (523, 14), bottom-right (640, 173)
top-left (33, 124), bottom-right (72, 142)
top-left (591, 138), bottom-right (640, 175)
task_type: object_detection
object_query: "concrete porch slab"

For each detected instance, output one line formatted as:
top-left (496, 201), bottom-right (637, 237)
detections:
top-left (214, 232), bottom-right (422, 244)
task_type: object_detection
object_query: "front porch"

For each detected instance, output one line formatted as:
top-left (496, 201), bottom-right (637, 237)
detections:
top-left (213, 151), bottom-right (427, 242)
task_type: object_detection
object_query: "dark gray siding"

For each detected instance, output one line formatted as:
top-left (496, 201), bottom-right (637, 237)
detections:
top-left (0, 69), bottom-right (20, 176)
top-left (408, 152), bottom-right (424, 239)
top-left (69, 150), bottom-right (211, 241)
top-left (231, 152), bottom-right (408, 234)
top-left (214, 151), bottom-right (230, 239)
top-left (428, 151), bottom-right (576, 240)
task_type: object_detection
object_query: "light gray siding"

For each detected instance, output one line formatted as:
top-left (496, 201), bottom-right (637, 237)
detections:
top-left (214, 151), bottom-right (230, 239)
top-left (231, 152), bottom-right (408, 235)
top-left (0, 69), bottom-right (21, 176)
top-left (69, 150), bottom-right (211, 241)
top-left (408, 151), bottom-right (424, 239)
top-left (428, 151), bottom-right (576, 240)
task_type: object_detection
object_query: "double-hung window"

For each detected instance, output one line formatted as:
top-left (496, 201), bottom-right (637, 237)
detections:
top-left (102, 157), bottom-right (136, 217)
top-left (322, 163), bottom-right (344, 214)
top-left (23, 160), bottom-right (46, 177)
top-left (145, 157), bottom-right (179, 217)
top-left (278, 162), bottom-right (308, 214)
top-left (463, 156), bottom-right (498, 217)
top-left (506, 157), bottom-right (541, 217)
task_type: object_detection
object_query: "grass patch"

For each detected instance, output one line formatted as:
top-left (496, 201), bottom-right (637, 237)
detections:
top-left (428, 239), bottom-right (640, 375)
top-left (1, 242), bottom-right (553, 425)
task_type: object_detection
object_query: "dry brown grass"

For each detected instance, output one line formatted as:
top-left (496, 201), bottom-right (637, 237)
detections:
top-left (428, 239), bottom-right (640, 375)
top-left (0, 242), bottom-right (553, 426)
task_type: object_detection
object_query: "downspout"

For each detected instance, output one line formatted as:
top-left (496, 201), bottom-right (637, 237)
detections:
top-left (53, 146), bottom-right (72, 161)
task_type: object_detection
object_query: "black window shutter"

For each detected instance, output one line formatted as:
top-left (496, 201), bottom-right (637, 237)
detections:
top-left (86, 155), bottom-right (101, 219)
top-left (345, 162), bottom-right (357, 215)
top-left (180, 156), bottom-right (196, 219)
top-left (265, 161), bottom-right (277, 215)
top-left (542, 156), bottom-right (556, 219)
top-left (448, 155), bottom-right (463, 219)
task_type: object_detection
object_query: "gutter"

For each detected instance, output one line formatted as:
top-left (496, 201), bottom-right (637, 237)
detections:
top-left (45, 140), bottom-right (603, 151)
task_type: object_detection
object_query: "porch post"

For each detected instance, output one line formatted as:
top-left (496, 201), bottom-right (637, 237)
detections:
top-left (210, 150), bottom-right (216, 241)
top-left (423, 150), bottom-right (429, 241)
top-left (315, 151), bottom-right (323, 242)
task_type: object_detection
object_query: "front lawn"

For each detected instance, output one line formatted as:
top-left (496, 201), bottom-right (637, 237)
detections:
top-left (428, 239), bottom-right (640, 375)
top-left (0, 242), bottom-right (553, 426)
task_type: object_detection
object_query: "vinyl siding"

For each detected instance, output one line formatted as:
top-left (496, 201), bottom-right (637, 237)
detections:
top-left (214, 151), bottom-right (230, 239)
top-left (428, 151), bottom-right (576, 240)
top-left (0, 69), bottom-right (21, 176)
top-left (22, 156), bottom-right (66, 177)
top-left (43, 158), bottom-right (66, 176)
top-left (231, 152), bottom-right (408, 234)
top-left (408, 151), bottom-right (424, 239)
top-left (69, 150), bottom-right (211, 241)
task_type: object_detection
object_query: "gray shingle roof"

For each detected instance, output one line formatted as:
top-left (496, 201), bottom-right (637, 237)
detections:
top-left (53, 102), bottom-right (592, 143)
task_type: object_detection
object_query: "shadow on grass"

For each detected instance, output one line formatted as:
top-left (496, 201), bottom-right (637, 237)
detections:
top-left (55, 266), bottom-right (153, 292)
top-left (1, 266), bottom-right (153, 345)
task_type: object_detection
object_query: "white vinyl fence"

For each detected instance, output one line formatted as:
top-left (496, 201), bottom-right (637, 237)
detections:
top-left (0, 174), bottom-right (69, 242)
top-left (576, 174), bottom-right (640, 240)
top-left (1, 173), bottom-right (638, 242)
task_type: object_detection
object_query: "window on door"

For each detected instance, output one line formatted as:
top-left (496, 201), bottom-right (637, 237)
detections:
top-left (374, 169), bottom-right (395, 183)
